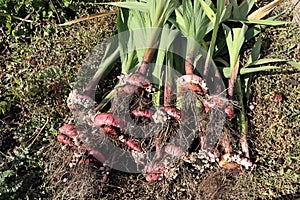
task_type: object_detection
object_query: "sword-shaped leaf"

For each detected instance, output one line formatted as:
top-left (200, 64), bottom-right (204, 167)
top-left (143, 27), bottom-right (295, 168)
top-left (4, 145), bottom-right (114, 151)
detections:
top-left (222, 24), bottom-right (248, 71)
top-left (238, 0), bottom-right (255, 19)
top-left (240, 66), bottom-right (279, 74)
top-left (246, 35), bottom-right (262, 66)
top-left (246, 58), bottom-right (286, 67)
top-left (229, 18), bottom-right (289, 25)
top-left (102, 1), bottom-right (150, 13)
top-left (198, 0), bottom-right (216, 24)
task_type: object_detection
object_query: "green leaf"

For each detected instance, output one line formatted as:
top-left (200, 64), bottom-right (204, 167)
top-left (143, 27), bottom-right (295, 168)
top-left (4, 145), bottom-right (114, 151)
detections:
top-left (245, 15), bottom-right (277, 41)
top-left (223, 23), bottom-right (248, 70)
top-left (243, 74), bottom-right (253, 100)
top-left (103, 2), bottom-right (149, 13)
top-left (221, 64), bottom-right (281, 77)
top-left (239, 0), bottom-right (255, 18)
top-left (150, 0), bottom-right (178, 27)
top-left (222, 24), bottom-right (233, 54)
top-left (220, 1), bottom-right (232, 22)
top-left (214, 57), bottom-right (229, 67)
top-left (232, 0), bottom-right (240, 19)
top-left (174, 8), bottom-right (186, 33)
top-left (172, 0), bottom-right (213, 46)
top-left (96, 89), bottom-right (115, 111)
top-left (246, 35), bottom-right (262, 65)
top-left (13, 77), bottom-right (20, 85)
top-left (232, 24), bottom-right (248, 58)
top-left (240, 66), bottom-right (279, 74)
top-left (208, 0), bottom-right (226, 57)
top-left (245, 25), bottom-right (263, 42)
top-left (85, 42), bottom-right (121, 93)
top-left (235, 76), bottom-right (248, 138)
top-left (117, 8), bottom-right (129, 67)
top-left (154, 49), bottom-right (165, 74)
top-left (228, 18), bottom-right (289, 25)
top-left (153, 25), bottom-right (178, 80)
top-left (117, 8), bottom-right (129, 33)
top-left (219, 67), bottom-right (231, 78)
top-left (287, 61), bottom-right (300, 70)
top-left (246, 58), bottom-right (286, 67)
top-left (198, 0), bottom-right (216, 24)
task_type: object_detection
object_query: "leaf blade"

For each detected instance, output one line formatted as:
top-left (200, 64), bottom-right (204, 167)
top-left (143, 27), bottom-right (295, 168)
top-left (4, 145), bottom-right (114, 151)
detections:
top-left (228, 18), bottom-right (289, 26)
top-left (198, 0), bottom-right (216, 24)
top-left (246, 35), bottom-right (262, 66)
top-left (247, 58), bottom-right (286, 67)
top-left (240, 66), bottom-right (279, 74)
top-left (102, 2), bottom-right (150, 13)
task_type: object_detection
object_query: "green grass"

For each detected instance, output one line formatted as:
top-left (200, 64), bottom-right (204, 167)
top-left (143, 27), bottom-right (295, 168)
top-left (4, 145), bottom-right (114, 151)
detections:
top-left (223, 68), bottom-right (300, 199)
top-left (0, 0), bottom-right (299, 199)
top-left (0, 4), bottom-right (117, 198)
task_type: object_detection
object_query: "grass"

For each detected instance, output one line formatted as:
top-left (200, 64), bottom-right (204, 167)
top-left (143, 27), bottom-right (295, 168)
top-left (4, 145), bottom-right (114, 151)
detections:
top-left (0, 0), bottom-right (299, 199)
top-left (0, 4), bottom-right (117, 198)
top-left (224, 68), bottom-right (300, 199)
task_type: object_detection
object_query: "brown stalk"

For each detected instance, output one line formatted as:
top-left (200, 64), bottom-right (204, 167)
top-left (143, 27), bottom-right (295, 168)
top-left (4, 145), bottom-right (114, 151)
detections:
top-left (228, 56), bottom-right (240, 100)
top-left (139, 45), bottom-right (158, 74)
top-left (185, 53), bottom-right (194, 75)
top-left (58, 11), bottom-right (118, 26)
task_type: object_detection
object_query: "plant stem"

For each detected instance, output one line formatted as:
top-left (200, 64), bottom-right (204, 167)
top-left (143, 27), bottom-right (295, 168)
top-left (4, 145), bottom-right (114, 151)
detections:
top-left (84, 45), bottom-right (120, 96)
top-left (164, 52), bottom-right (174, 107)
top-left (139, 47), bottom-right (157, 74)
top-left (185, 40), bottom-right (198, 75)
top-left (236, 75), bottom-right (250, 158)
top-left (95, 90), bottom-right (115, 111)
top-left (122, 51), bottom-right (136, 73)
top-left (185, 52), bottom-right (194, 75)
top-left (140, 0), bottom-right (177, 74)
top-left (228, 56), bottom-right (240, 99)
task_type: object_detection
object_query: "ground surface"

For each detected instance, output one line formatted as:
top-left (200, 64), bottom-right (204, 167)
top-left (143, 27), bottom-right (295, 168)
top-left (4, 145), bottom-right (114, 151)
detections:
top-left (0, 1), bottom-right (299, 199)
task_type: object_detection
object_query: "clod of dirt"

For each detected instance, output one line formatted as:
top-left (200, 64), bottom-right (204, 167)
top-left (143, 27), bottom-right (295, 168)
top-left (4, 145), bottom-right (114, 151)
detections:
top-left (273, 91), bottom-right (283, 102)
